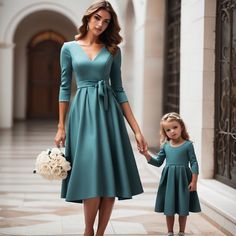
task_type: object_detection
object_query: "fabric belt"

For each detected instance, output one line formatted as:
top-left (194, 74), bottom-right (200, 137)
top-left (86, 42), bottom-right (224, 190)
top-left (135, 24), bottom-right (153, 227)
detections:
top-left (165, 164), bottom-right (189, 167)
top-left (77, 80), bottom-right (111, 111)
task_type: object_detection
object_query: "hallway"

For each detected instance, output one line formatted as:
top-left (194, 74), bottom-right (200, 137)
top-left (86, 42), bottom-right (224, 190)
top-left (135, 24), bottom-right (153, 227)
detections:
top-left (0, 121), bottom-right (228, 235)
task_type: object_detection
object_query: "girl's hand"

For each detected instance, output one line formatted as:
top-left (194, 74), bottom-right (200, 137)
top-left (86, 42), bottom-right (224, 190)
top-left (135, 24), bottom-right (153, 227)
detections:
top-left (135, 133), bottom-right (147, 153)
top-left (188, 181), bottom-right (197, 191)
top-left (54, 128), bottom-right (66, 148)
top-left (139, 146), bottom-right (152, 162)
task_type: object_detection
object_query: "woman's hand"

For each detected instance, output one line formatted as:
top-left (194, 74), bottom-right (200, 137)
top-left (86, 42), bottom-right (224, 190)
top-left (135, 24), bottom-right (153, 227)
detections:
top-left (54, 127), bottom-right (66, 148)
top-left (135, 133), bottom-right (147, 153)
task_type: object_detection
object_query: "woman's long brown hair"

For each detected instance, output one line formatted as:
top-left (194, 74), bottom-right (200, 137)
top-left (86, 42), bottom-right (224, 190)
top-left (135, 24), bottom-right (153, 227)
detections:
top-left (75, 0), bottom-right (122, 55)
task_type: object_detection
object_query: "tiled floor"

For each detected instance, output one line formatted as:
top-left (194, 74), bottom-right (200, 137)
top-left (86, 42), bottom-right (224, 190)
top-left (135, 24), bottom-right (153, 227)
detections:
top-left (0, 121), bottom-right (230, 235)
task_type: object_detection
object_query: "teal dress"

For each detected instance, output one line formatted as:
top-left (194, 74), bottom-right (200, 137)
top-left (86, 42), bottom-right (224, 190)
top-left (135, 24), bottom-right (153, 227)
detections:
top-left (59, 41), bottom-right (143, 203)
top-left (148, 141), bottom-right (201, 216)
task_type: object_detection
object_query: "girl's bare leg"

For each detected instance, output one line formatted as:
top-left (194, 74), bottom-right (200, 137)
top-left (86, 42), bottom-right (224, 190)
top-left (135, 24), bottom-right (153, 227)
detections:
top-left (83, 197), bottom-right (101, 236)
top-left (179, 215), bottom-right (187, 233)
top-left (96, 197), bottom-right (115, 236)
top-left (166, 215), bottom-right (175, 233)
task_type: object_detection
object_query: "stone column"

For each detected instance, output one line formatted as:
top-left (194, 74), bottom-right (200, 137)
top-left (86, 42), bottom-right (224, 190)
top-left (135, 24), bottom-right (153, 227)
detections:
top-left (142, 0), bottom-right (166, 148)
top-left (180, 0), bottom-right (216, 178)
top-left (0, 42), bottom-right (14, 128)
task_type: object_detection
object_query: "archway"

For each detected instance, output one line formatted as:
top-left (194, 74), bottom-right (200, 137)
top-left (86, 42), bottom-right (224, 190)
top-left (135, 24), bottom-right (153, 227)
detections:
top-left (27, 31), bottom-right (65, 119)
top-left (13, 10), bottom-right (76, 120)
top-left (0, 1), bottom-right (79, 127)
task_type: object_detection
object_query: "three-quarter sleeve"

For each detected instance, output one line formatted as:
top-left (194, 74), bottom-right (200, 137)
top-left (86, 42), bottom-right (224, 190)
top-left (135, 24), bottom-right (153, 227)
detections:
top-left (187, 142), bottom-right (199, 174)
top-left (148, 145), bottom-right (166, 167)
top-left (110, 48), bottom-right (128, 104)
top-left (59, 43), bottom-right (73, 102)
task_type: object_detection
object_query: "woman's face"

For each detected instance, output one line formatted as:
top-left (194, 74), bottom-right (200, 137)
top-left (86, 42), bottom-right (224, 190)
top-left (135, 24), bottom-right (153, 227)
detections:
top-left (88, 9), bottom-right (111, 36)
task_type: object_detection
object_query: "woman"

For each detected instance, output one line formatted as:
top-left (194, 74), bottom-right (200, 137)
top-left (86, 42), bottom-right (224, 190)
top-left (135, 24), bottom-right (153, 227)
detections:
top-left (54, 1), bottom-right (146, 235)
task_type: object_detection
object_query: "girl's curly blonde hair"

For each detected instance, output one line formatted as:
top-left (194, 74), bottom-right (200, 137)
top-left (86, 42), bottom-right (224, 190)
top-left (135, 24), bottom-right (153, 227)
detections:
top-left (75, 0), bottom-right (122, 55)
top-left (160, 112), bottom-right (190, 145)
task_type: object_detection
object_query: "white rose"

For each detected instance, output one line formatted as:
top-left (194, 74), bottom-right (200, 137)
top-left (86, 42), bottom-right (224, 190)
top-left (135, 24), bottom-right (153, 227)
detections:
top-left (50, 153), bottom-right (59, 159)
top-left (51, 166), bottom-right (62, 176)
top-left (51, 148), bottom-right (61, 155)
top-left (61, 162), bottom-right (71, 171)
top-left (39, 163), bottom-right (51, 175)
top-left (57, 157), bottom-right (66, 165)
top-left (37, 154), bottom-right (50, 164)
top-left (58, 170), bottom-right (67, 180)
top-left (50, 160), bottom-right (58, 168)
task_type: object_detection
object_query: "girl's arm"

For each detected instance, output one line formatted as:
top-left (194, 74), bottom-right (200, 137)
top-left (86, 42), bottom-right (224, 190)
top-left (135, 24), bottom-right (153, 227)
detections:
top-left (141, 144), bottom-right (166, 167)
top-left (187, 142), bottom-right (199, 191)
top-left (121, 102), bottom-right (147, 151)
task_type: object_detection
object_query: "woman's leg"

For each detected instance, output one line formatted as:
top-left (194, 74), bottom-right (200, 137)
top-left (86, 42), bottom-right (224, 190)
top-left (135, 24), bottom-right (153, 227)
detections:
top-left (83, 197), bottom-right (101, 236)
top-left (96, 197), bottom-right (115, 236)
top-left (178, 215), bottom-right (187, 233)
top-left (166, 215), bottom-right (175, 233)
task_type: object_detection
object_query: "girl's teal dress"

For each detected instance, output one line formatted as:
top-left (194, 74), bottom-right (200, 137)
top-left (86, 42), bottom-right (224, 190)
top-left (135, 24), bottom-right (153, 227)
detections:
top-left (148, 141), bottom-right (201, 216)
top-left (59, 41), bottom-right (143, 203)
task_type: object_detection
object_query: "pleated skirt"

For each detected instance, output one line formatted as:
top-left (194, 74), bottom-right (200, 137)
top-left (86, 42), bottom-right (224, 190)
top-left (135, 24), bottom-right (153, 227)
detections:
top-left (155, 165), bottom-right (201, 216)
top-left (61, 87), bottom-right (143, 203)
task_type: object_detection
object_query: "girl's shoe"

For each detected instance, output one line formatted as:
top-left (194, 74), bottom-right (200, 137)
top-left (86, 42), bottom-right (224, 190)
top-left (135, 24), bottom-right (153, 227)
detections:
top-left (178, 232), bottom-right (185, 236)
top-left (167, 233), bottom-right (174, 236)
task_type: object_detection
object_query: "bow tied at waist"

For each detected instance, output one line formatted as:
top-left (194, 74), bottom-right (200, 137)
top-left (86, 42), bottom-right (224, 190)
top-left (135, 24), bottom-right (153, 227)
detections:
top-left (77, 80), bottom-right (111, 111)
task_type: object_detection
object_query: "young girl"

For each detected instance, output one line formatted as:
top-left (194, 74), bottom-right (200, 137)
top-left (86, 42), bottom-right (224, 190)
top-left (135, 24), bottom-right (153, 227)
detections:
top-left (140, 112), bottom-right (201, 236)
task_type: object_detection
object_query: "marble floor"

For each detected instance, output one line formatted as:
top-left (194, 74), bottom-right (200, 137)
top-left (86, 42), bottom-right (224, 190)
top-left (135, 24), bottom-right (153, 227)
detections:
top-left (0, 121), bottom-right (230, 236)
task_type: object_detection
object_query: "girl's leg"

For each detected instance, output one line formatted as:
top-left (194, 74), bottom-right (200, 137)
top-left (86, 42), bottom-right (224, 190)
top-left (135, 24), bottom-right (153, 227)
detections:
top-left (166, 215), bottom-right (175, 234)
top-left (96, 197), bottom-right (115, 236)
top-left (83, 197), bottom-right (101, 236)
top-left (178, 215), bottom-right (187, 234)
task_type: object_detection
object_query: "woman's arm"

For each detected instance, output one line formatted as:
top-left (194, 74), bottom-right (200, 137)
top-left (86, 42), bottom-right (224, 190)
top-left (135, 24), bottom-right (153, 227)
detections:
top-left (54, 43), bottom-right (72, 147)
top-left (121, 102), bottom-right (147, 152)
top-left (110, 48), bottom-right (147, 152)
top-left (54, 102), bottom-right (69, 147)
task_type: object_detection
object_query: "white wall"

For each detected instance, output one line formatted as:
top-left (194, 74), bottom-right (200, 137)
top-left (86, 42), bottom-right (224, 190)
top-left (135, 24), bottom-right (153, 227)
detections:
top-left (180, 0), bottom-right (216, 178)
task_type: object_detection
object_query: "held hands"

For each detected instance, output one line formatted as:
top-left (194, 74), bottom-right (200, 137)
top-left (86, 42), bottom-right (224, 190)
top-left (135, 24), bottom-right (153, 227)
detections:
top-left (54, 127), bottom-right (66, 148)
top-left (135, 133), bottom-right (151, 161)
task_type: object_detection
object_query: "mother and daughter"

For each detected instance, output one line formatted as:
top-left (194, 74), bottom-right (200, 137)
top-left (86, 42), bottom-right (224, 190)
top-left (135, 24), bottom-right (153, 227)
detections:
top-left (54, 1), bottom-right (201, 235)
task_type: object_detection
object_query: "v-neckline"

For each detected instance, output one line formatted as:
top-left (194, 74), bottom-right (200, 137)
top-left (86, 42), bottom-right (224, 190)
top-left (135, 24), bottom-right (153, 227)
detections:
top-left (75, 41), bottom-right (105, 62)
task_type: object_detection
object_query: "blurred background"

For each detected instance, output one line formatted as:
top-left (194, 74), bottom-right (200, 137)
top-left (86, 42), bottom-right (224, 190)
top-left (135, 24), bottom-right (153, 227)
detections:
top-left (0, 0), bottom-right (235, 235)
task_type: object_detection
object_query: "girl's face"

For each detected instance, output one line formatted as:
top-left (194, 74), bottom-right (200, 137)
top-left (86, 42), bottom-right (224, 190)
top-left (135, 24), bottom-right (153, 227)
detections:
top-left (163, 120), bottom-right (183, 141)
top-left (88, 9), bottom-right (111, 36)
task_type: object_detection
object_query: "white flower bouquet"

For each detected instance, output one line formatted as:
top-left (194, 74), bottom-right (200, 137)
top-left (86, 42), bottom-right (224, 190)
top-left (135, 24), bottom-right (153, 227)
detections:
top-left (33, 148), bottom-right (71, 180)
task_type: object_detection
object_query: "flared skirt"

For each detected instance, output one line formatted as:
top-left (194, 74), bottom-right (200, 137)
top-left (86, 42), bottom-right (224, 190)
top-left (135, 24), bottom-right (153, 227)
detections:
top-left (61, 87), bottom-right (143, 203)
top-left (155, 165), bottom-right (201, 215)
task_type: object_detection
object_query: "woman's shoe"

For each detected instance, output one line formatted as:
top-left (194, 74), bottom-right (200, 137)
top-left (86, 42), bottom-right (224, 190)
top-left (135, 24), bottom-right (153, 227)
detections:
top-left (178, 232), bottom-right (185, 236)
top-left (167, 232), bottom-right (174, 236)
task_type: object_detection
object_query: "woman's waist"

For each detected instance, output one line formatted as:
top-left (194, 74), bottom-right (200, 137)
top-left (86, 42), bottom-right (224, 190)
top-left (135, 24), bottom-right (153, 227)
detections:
top-left (76, 79), bottom-right (110, 89)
